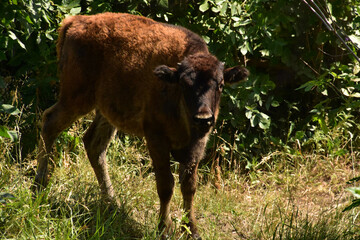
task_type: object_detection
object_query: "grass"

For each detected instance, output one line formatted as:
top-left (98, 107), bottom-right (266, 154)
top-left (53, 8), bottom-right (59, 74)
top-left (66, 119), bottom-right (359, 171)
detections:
top-left (1, 121), bottom-right (360, 239)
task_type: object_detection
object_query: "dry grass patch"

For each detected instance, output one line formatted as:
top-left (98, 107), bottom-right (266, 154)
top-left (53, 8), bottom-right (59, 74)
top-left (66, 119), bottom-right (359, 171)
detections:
top-left (1, 133), bottom-right (360, 239)
top-left (194, 152), bottom-right (360, 239)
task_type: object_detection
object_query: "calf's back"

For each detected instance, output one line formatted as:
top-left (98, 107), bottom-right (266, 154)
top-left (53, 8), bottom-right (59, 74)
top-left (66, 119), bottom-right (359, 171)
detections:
top-left (57, 12), bottom-right (209, 137)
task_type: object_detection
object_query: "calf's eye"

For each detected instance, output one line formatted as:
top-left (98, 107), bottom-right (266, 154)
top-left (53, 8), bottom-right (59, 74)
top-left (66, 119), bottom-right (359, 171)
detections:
top-left (218, 83), bottom-right (224, 91)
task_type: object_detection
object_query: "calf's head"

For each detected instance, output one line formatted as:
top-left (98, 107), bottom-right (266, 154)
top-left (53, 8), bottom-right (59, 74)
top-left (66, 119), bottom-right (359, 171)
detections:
top-left (154, 53), bottom-right (249, 133)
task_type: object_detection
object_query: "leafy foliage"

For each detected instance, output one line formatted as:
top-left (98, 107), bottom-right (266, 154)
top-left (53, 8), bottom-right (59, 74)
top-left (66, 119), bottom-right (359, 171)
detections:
top-left (1, 0), bottom-right (359, 167)
top-left (0, 103), bottom-right (20, 141)
top-left (0, 0), bottom-right (80, 155)
top-left (344, 176), bottom-right (360, 212)
top-left (0, 1), bottom-right (360, 237)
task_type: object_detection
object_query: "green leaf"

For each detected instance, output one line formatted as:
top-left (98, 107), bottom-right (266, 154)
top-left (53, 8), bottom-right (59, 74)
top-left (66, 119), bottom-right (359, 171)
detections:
top-left (8, 31), bottom-right (17, 40)
top-left (202, 35), bottom-right (210, 44)
top-left (317, 116), bottom-right (329, 134)
top-left (260, 80), bottom-right (275, 94)
top-left (158, 0), bottom-right (168, 8)
top-left (250, 114), bottom-right (259, 127)
top-left (199, 1), bottom-right (210, 12)
top-left (0, 104), bottom-right (20, 115)
top-left (259, 121), bottom-right (270, 129)
top-left (17, 39), bottom-right (26, 49)
top-left (245, 110), bottom-right (252, 119)
top-left (0, 126), bottom-right (11, 139)
top-left (70, 7), bottom-right (81, 15)
top-left (239, 19), bottom-right (251, 26)
top-left (7, 130), bottom-right (19, 142)
top-left (321, 89), bottom-right (328, 96)
top-left (346, 187), bottom-right (360, 199)
top-left (350, 92), bottom-right (360, 98)
top-left (271, 100), bottom-right (280, 107)
top-left (349, 35), bottom-right (360, 48)
top-left (8, 31), bottom-right (26, 50)
top-left (25, 15), bottom-right (33, 24)
top-left (45, 32), bottom-right (53, 40)
top-left (297, 81), bottom-right (315, 92)
top-left (0, 126), bottom-right (18, 142)
top-left (211, 6), bottom-right (220, 13)
top-left (163, 14), bottom-right (168, 22)
top-left (219, 2), bottom-right (228, 16)
top-left (230, 2), bottom-right (237, 15)
top-left (0, 192), bottom-right (15, 203)
top-left (343, 199), bottom-right (360, 212)
top-left (347, 176), bottom-right (360, 184)
top-left (295, 131), bottom-right (305, 140)
top-left (240, 44), bottom-right (248, 55)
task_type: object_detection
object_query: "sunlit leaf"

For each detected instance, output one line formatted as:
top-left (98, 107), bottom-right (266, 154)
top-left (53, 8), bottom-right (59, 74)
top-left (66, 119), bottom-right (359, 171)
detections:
top-left (350, 92), bottom-right (360, 98)
top-left (0, 126), bottom-right (12, 139)
top-left (0, 126), bottom-right (18, 142)
top-left (70, 7), bottom-right (81, 15)
top-left (45, 32), bottom-right (53, 40)
top-left (7, 130), bottom-right (19, 142)
top-left (8, 31), bottom-right (26, 49)
top-left (8, 31), bottom-right (17, 40)
top-left (158, 0), bottom-right (168, 8)
top-left (349, 35), bottom-right (360, 48)
top-left (271, 100), bottom-right (280, 107)
top-left (25, 15), bottom-right (33, 24)
top-left (219, 2), bottom-right (227, 16)
top-left (0, 104), bottom-right (20, 115)
top-left (199, 1), bottom-right (209, 12)
top-left (346, 187), bottom-right (360, 199)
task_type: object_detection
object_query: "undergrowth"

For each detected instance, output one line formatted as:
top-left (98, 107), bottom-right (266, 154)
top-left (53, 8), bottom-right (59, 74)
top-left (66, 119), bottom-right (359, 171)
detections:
top-left (1, 119), bottom-right (360, 240)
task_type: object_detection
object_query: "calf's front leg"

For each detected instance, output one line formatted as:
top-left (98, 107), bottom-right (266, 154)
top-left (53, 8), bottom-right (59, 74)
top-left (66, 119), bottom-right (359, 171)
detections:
top-left (172, 136), bottom-right (207, 240)
top-left (179, 162), bottom-right (201, 240)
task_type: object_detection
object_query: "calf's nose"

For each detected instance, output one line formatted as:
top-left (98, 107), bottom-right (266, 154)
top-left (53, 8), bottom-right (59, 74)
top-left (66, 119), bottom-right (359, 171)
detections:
top-left (193, 113), bottom-right (214, 126)
top-left (193, 104), bottom-right (214, 127)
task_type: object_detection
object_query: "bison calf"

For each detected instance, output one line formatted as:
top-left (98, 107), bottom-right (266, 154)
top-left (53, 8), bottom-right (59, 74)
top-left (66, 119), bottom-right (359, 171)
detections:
top-left (33, 12), bottom-right (249, 239)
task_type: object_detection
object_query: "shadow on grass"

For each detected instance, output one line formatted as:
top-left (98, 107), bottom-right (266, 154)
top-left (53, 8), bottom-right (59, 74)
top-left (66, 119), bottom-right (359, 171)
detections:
top-left (81, 201), bottom-right (145, 240)
top-left (33, 183), bottom-right (149, 240)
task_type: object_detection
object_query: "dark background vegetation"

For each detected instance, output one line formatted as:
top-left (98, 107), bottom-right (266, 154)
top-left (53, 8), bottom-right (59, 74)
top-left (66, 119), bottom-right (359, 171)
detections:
top-left (1, 1), bottom-right (360, 238)
top-left (1, 0), bottom-right (359, 171)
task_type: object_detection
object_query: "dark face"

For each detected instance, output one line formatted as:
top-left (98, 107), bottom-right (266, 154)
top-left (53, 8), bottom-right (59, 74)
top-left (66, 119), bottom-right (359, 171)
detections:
top-left (154, 53), bottom-right (249, 133)
top-left (176, 54), bottom-right (224, 132)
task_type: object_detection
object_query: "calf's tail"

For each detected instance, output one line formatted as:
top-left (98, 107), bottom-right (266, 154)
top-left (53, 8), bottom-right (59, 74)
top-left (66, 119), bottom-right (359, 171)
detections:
top-left (56, 17), bottom-right (74, 63)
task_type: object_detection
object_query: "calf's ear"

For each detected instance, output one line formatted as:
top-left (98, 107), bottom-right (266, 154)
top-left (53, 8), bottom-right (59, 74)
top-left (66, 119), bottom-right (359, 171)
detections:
top-left (223, 66), bottom-right (249, 84)
top-left (154, 65), bottom-right (177, 83)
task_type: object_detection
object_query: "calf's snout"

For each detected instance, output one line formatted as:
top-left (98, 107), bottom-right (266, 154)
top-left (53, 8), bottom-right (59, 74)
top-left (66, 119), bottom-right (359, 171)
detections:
top-left (193, 104), bottom-right (214, 127)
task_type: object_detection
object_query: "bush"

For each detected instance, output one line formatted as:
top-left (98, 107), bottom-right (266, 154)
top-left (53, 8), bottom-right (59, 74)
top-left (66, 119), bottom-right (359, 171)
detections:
top-left (1, 0), bottom-right (359, 168)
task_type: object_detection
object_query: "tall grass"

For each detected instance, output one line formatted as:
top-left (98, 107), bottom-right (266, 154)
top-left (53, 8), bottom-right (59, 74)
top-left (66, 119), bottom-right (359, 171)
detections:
top-left (1, 117), bottom-right (360, 239)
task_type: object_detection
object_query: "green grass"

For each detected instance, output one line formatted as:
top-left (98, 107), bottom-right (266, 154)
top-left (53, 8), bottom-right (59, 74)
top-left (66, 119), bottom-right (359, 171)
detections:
top-left (1, 123), bottom-right (360, 239)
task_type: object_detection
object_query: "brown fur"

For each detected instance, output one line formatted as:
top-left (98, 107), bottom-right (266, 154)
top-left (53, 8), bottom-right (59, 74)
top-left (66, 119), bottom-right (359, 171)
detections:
top-left (33, 13), bottom-right (248, 239)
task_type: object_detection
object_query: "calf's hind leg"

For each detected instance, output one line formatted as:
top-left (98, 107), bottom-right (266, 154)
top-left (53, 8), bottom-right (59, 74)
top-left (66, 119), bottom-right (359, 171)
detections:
top-left (34, 102), bottom-right (82, 192)
top-left (83, 111), bottom-right (117, 203)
